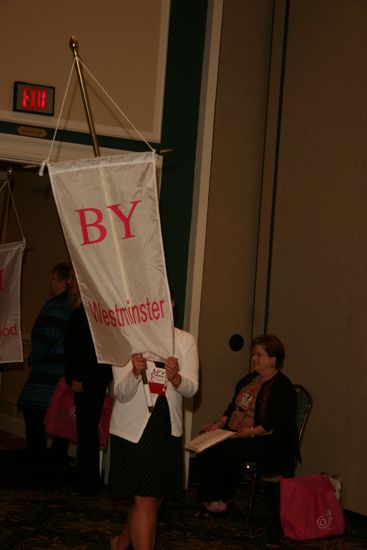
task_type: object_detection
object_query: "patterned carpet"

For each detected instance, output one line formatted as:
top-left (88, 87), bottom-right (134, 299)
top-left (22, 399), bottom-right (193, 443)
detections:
top-left (0, 447), bottom-right (366, 549)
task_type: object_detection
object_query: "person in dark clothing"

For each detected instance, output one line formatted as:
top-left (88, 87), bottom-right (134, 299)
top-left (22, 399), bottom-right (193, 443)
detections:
top-left (195, 334), bottom-right (299, 516)
top-left (64, 272), bottom-right (112, 494)
top-left (18, 262), bottom-right (73, 467)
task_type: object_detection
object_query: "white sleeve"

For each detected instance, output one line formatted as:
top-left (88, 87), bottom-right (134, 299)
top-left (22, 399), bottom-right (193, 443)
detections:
top-left (112, 361), bottom-right (141, 403)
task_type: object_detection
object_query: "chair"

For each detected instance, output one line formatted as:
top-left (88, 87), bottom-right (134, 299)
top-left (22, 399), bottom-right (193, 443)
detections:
top-left (243, 384), bottom-right (312, 525)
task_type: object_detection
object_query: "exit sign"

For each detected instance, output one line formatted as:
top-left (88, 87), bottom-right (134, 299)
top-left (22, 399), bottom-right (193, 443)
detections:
top-left (13, 81), bottom-right (55, 116)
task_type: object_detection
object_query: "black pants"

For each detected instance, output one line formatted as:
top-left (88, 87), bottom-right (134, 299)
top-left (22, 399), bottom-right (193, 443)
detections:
top-left (73, 383), bottom-right (107, 491)
top-left (196, 435), bottom-right (289, 502)
top-left (23, 407), bottom-right (69, 464)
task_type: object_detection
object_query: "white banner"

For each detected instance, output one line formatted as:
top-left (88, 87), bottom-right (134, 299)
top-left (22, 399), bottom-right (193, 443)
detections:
top-left (48, 152), bottom-right (174, 366)
top-left (0, 240), bottom-right (26, 364)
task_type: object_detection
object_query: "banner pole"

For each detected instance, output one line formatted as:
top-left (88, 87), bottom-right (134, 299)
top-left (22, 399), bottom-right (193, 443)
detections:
top-left (68, 38), bottom-right (153, 412)
top-left (69, 36), bottom-right (100, 157)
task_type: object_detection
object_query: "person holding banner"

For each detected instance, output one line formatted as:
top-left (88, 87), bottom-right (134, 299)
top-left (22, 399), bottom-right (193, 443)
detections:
top-left (17, 262), bottom-right (73, 468)
top-left (108, 325), bottom-right (199, 550)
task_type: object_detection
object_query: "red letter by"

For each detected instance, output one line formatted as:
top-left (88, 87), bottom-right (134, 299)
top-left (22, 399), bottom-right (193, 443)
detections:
top-left (107, 200), bottom-right (141, 239)
top-left (75, 208), bottom-right (107, 245)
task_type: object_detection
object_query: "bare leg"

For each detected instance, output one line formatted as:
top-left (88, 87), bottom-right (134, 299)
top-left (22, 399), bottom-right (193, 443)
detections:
top-left (111, 506), bottom-right (133, 550)
top-left (111, 496), bottom-right (159, 550)
top-left (130, 496), bottom-right (159, 550)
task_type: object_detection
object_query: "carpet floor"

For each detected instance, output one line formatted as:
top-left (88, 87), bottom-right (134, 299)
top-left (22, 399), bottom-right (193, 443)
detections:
top-left (0, 444), bottom-right (366, 549)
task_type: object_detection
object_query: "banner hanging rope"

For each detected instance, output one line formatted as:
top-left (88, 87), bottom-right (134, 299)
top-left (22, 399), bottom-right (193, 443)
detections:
top-left (40, 36), bottom-right (155, 176)
top-left (0, 171), bottom-right (26, 244)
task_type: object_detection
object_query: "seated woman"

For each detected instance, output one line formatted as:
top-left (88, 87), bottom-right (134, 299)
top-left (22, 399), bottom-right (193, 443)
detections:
top-left (195, 333), bottom-right (299, 516)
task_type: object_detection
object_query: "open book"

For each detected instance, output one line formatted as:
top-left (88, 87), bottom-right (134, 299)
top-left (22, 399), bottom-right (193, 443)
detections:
top-left (185, 428), bottom-right (235, 454)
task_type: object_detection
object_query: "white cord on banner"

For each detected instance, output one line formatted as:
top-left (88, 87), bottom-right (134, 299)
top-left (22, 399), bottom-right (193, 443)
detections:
top-left (78, 59), bottom-right (155, 153)
top-left (39, 58), bottom-right (76, 176)
top-left (39, 56), bottom-right (156, 177)
top-left (0, 179), bottom-right (26, 242)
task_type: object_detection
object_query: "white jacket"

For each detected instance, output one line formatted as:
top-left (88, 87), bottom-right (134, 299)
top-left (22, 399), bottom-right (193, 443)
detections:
top-left (109, 328), bottom-right (199, 443)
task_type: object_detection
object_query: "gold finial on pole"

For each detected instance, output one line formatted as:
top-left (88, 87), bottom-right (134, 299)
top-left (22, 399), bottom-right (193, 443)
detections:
top-left (69, 35), bottom-right (100, 157)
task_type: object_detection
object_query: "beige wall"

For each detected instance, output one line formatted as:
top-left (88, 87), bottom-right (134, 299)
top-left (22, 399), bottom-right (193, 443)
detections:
top-left (194, 1), bottom-right (274, 430)
top-left (0, 0), bottom-right (169, 143)
top-left (195, 0), bottom-right (367, 515)
top-left (263, 0), bottom-right (367, 514)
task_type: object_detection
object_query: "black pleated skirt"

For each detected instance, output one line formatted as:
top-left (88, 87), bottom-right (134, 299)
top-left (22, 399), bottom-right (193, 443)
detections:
top-left (108, 395), bottom-right (183, 498)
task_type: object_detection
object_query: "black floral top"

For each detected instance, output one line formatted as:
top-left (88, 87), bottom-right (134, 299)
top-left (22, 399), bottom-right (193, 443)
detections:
top-left (223, 371), bottom-right (300, 462)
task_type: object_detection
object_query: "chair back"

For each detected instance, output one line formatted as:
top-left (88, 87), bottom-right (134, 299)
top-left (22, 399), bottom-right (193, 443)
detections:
top-left (294, 384), bottom-right (312, 444)
top-left (243, 383), bottom-right (312, 524)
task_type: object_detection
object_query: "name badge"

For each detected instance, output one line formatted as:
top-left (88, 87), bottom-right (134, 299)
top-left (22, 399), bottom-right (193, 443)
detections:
top-left (149, 366), bottom-right (167, 395)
